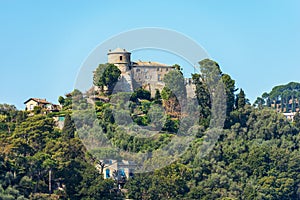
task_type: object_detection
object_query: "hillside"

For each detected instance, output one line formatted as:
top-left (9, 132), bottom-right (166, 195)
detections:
top-left (1, 59), bottom-right (300, 199)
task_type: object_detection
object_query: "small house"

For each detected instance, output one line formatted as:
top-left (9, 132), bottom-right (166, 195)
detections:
top-left (98, 159), bottom-right (136, 180)
top-left (24, 98), bottom-right (60, 112)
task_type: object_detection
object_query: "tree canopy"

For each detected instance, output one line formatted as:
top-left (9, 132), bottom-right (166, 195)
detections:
top-left (93, 63), bottom-right (121, 94)
top-left (257, 82), bottom-right (300, 112)
top-left (1, 60), bottom-right (300, 199)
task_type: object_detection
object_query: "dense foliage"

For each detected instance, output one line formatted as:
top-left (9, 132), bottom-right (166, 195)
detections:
top-left (1, 59), bottom-right (300, 199)
top-left (93, 63), bottom-right (121, 94)
top-left (255, 82), bottom-right (300, 112)
top-left (125, 105), bottom-right (300, 199)
top-left (0, 106), bottom-right (122, 199)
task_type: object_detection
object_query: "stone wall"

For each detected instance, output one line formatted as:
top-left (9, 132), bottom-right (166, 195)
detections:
top-left (132, 65), bottom-right (174, 96)
top-left (101, 48), bottom-right (197, 98)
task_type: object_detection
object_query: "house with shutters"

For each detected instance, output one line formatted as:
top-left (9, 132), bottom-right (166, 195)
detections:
top-left (98, 159), bottom-right (136, 181)
top-left (24, 98), bottom-right (60, 112)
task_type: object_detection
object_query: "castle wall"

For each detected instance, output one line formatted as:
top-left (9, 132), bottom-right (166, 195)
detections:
top-left (114, 63), bottom-right (130, 74)
top-left (185, 78), bottom-right (196, 98)
top-left (132, 66), bottom-right (174, 96)
top-left (105, 48), bottom-right (196, 98)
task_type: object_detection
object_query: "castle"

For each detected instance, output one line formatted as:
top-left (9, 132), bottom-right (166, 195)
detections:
top-left (105, 48), bottom-right (195, 97)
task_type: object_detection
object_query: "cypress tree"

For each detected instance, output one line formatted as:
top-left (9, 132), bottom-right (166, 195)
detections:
top-left (237, 89), bottom-right (246, 109)
top-left (62, 114), bottom-right (75, 139)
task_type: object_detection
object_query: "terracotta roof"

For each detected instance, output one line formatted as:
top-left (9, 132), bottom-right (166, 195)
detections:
top-left (24, 98), bottom-right (51, 104)
top-left (132, 61), bottom-right (172, 67)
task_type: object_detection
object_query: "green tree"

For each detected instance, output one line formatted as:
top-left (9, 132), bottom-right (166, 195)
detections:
top-left (162, 115), bottom-right (178, 133)
top-left (254, 97), bottom-right (265, 109)
top-left (33, 106), bottom-right (42, 115)
top-left (173, 64), bottom-right (182, 72)
top-left (236, 89), bottom-right (246, 109)
top-left (76, 161), bottom-right (121, 200)
top-left (58, 96), bottom-right (65, 105)
top-left (262, 92), bottom-right (271, 107)
top-left (293, 112), bottom-right (300, 129)
top-left (154, 89), bottom-right (162, 104)
top-left (62, 114), bottom-right (75, 139)
top-left (163, 66), bottom-right (187, 101)
top-left (11, 115), bottom-right (54, 155)
top-left (93, 63), bottom-right (121, 93)
top-left (266, 82), bottom-right (300, 111)
top-left (130, 88), bottom-right (151, 102)
top-left (221, 74), bottom-right (236, 115)
top-left (192, 73), bottom-right (211, 127)
top-left (199, 59), bottom-right (236, 116)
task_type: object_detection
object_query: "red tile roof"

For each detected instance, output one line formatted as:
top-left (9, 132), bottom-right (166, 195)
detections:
top-left (24, 98), bottom-right (51, 104)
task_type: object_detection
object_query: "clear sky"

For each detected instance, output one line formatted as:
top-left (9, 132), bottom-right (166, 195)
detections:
top-left (0, 0), bottom-right (299, 109)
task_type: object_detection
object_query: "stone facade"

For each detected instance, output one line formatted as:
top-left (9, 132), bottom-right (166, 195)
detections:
top-left (131, 62), bottom-right (174, 95)
top-left (107, 48), bottom-right (196, 98)
top-left (107, 48), bottom-right (131, 73)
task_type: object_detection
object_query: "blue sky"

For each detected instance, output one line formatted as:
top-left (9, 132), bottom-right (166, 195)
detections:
top-left (0, 1), bottom-right (299, 109)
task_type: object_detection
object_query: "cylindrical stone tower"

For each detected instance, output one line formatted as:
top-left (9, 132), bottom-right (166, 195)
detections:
top-left (107, 48), bottom-right (131, 73)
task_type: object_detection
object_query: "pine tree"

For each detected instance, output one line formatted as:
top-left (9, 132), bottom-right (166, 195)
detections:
top-left (294, 112), bottom-right (300, 129)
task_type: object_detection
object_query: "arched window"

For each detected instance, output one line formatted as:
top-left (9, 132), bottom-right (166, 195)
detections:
top-left (120, 56), bottom-right (123, 61)
top-left (119, 168), bottom-right (125, 177)
top-left (106, 169), bottom-right (110, 178)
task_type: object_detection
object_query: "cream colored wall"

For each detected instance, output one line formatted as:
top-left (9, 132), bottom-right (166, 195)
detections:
top-left (102, 161), bottom-right (134, 179)
top-left (25, 100), bottom-right (39, 111)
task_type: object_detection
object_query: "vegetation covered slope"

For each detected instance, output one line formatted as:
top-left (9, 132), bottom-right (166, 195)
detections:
top-left (0, 105), bottom-right (122, 200)
top-left (1, 59), bottom-right (300, 199)
top-left (125, 105), bottom-right (300, 199)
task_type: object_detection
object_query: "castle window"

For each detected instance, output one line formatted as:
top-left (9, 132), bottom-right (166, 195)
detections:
top-left (158, 74), bottom-right (161, 81)
top-left (166, 68), bottom-right (168, 71)
top-left (157, 68), bottom-right (160, 71)
top-left (120, 56), bottom-right (123, 61)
